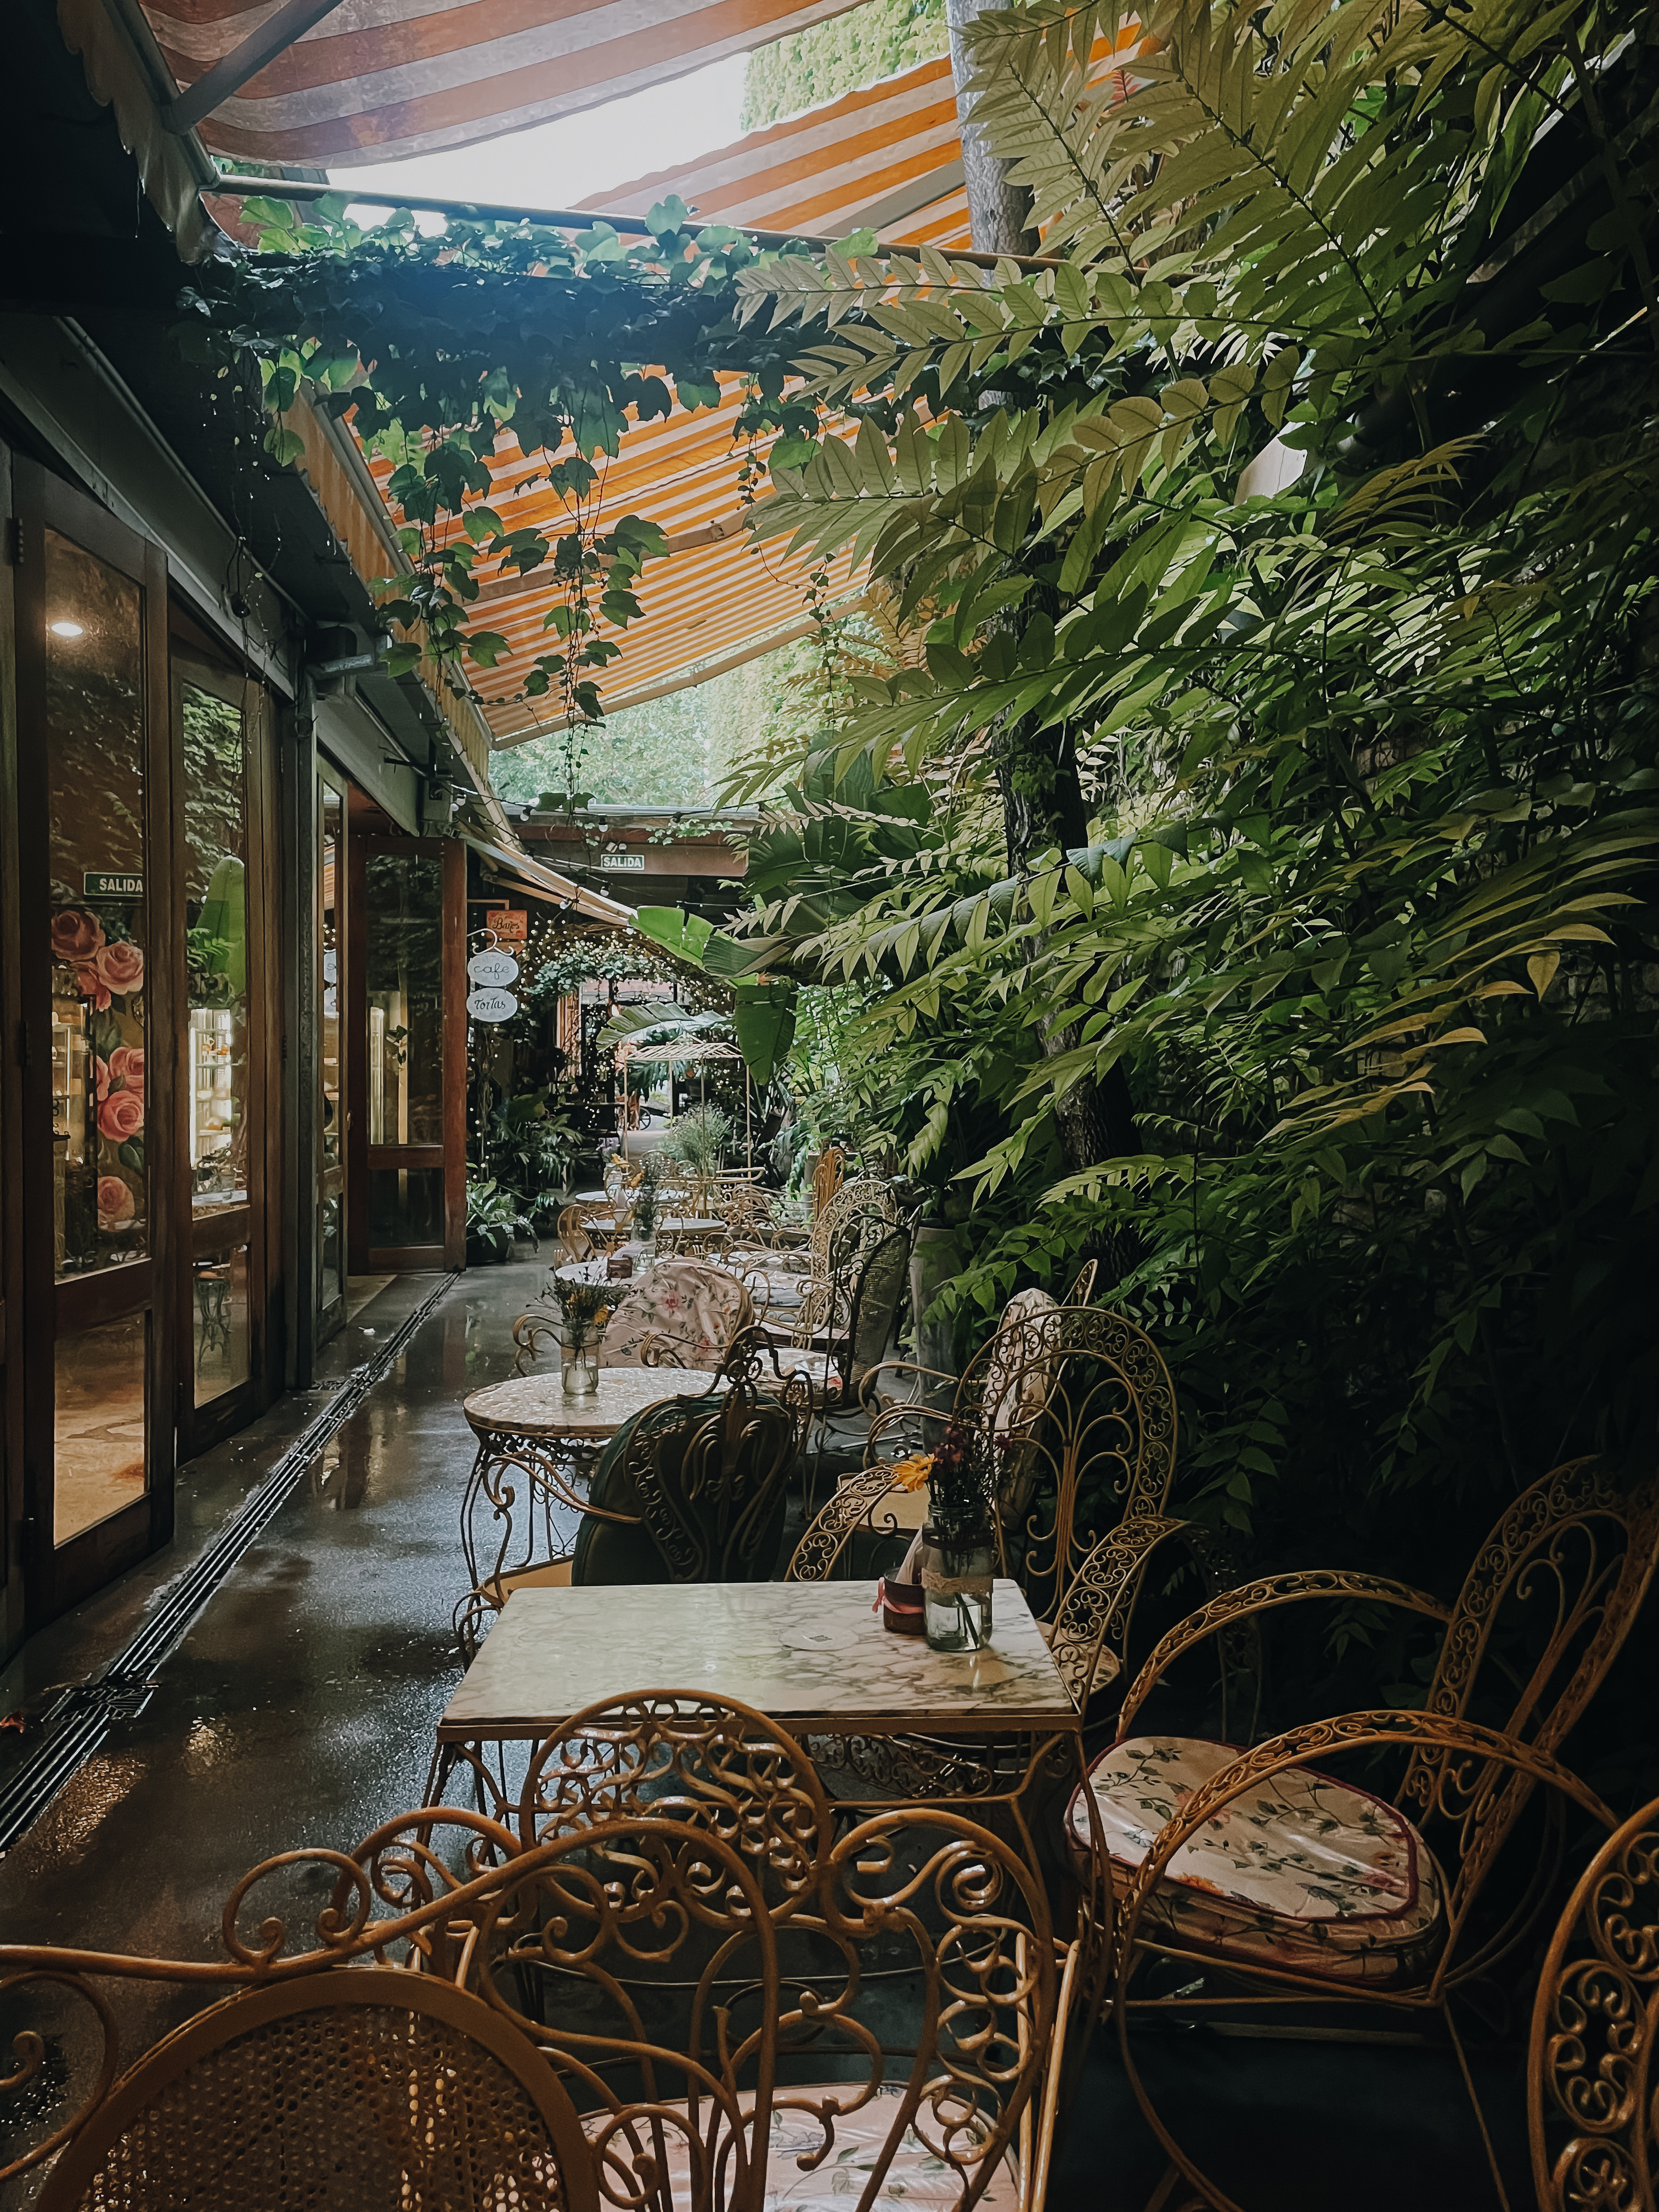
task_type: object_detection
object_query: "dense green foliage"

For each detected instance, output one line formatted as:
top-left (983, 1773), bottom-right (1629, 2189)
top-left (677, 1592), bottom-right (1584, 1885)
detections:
top-left (194, 0), bottom-right (1659, 1578)
top-left (720, 0), bottom-right (1659, 1557)
top-left (488, 634), bottom-right (823, 808)
top-left (741, 0), bottom-right (949, 129)
top-left (178, 195), bottom-right (762, 750)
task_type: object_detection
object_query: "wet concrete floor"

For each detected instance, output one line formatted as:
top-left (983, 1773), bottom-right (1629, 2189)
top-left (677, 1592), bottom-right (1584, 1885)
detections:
top-left (0, 1262), bottom-right (552, 2036)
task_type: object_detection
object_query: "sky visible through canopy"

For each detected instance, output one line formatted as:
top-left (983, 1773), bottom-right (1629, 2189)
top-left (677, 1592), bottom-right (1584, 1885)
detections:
top-left (326, 54), bottom-right (749, 215)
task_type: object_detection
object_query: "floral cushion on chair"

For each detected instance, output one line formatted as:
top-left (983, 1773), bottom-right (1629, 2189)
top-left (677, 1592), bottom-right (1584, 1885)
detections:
top-left (584, 2083), bottom-right (1021, 2211)
top-left (598, 1260), bottom-right (755, 1371)
top-left (1066, 1735), bottom-right (1444, 1987)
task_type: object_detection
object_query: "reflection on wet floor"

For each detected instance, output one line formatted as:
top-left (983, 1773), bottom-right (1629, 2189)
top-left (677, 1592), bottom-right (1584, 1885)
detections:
top-left (53, 1311), bottom-right (147, 1544)
top-left (2, 1262), bottom-right (538, 1993)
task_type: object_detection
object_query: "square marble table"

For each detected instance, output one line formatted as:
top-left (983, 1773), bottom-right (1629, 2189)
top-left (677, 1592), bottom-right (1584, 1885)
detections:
top-left (437, 1579), bottom-right (1077, 1745)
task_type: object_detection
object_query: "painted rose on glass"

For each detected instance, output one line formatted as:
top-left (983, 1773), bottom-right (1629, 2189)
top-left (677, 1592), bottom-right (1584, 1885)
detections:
top-left (94, 1055), bottom-right (110, 1103)
top-left (106, 1045), bottom-right (145, 1098)
top-left (76, 966), bottom-right (112, 1012)
top-left (98, 1087), bottom-right (144, 1143)
top-left (97, 1176), bottom-right (136, 1228)
top-left (94, 940), bottom-right (144, 997)
top-left (50, 908), bottom-right (105, 965)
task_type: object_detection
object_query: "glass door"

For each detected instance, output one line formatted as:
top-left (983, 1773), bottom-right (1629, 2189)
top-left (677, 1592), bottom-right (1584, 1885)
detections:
top-left (347, 833), bottom-right (465, 1271)
top-left (173, 645), bottom-right (269, 1457)
top-left (13, 463), bottom-right (176, 1620)
top-left (317, 769), bottom-right (346, 1337)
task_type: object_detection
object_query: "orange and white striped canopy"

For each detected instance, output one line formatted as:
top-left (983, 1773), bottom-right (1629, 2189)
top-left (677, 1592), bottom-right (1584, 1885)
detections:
top-left (575, 54), bottom-right (971, 252)
top-left (139, 0), bottom-right (872, 167)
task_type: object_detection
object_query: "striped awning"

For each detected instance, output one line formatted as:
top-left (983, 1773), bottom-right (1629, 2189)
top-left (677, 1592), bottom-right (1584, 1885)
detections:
top-left (575, 54), bottom-right (971, 250)
top-left (196, 22), bottom-right (1139, 735)
top-left (374, 380), bottom-right (860, 744)
top-left (137, 0), bottom-right (872, 168)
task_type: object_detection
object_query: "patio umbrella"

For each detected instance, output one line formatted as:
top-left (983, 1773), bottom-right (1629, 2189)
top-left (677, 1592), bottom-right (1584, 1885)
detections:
top-left (616, 1036), bottom-right (751, 1164)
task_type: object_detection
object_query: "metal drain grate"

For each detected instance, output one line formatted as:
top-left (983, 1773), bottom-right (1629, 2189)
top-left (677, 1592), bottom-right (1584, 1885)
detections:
top-left (0, 1275), bottom-right (457, 1855)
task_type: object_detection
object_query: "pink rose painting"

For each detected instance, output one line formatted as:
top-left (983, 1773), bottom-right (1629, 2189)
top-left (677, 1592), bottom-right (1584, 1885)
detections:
top-left (97, 1176), bottom-right (135, 1229)
top-left (98, 1087), bottom-right (144, 1144)
top-left (76, 966), bottom-right (111, 1012)
top-left (106, 1045), bottom-right (145, 1098)
top-left (94, 940), bottom-right (144, 996)
top-left (94, 1056), bottom-right (110, 1103)
top-left (50, 908), bottom-right (105, 965)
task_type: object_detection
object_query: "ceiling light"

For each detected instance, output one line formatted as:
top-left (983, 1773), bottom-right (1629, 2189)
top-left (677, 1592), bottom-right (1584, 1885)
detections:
top-left (49, 619), bottom-right (84, 639)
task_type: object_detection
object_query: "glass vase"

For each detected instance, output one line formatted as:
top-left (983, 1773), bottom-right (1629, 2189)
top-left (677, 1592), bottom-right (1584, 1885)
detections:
top-left (919, 1523), bottom-right (995, 1652)
top-left (561, 1325), bottom-right (599, 1398)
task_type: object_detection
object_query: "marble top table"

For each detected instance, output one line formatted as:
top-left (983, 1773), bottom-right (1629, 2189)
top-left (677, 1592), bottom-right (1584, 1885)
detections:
top-left (659, 1215), bottom-right (725, 1237)
top-left (462, 1368), bottom-right (706, 1443)
top-left (437, 1579), bottom-right (1077, 1743)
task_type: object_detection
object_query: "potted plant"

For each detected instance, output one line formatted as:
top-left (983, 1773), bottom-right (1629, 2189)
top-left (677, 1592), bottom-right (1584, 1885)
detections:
top-left (920, 1421), bottom-right (996, 1651)
top-left (466, 1176), bottom-right (537, 1265)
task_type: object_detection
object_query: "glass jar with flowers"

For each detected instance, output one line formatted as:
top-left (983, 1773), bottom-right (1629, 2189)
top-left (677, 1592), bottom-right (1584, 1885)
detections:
top-left (920, 1420), bottom-right (996, 1651)
top-left (557, 1278), bottom-right (611, 1397)
top-left (632, 1160), bottom-right (660, 1263)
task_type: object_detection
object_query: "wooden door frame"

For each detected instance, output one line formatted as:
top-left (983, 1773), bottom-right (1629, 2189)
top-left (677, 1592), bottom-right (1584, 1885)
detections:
top-left (13, 460), bottom-right (178, 1624)
top-left (346, 830), bottom-right (465, 1275)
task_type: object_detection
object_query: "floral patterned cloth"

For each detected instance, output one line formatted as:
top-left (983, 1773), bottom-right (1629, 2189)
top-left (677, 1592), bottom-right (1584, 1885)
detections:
top-left (597, 1259), bottom-right (755, 1371)
top-left (981, 1288), bottom-right (1061, 1439)
top-left (1068, 1735), bottom-right (1444, 1986)
top-left (583, 2083), bottom-right (1020, 2211)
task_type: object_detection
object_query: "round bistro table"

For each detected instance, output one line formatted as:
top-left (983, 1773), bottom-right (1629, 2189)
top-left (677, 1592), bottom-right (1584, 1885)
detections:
top-left (458, 1368), bottom-right (712, 1593)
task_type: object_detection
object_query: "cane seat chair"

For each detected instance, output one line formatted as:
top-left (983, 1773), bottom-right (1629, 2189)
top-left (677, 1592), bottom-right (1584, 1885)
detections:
top-left (15, 1966), bottom-right (597, 2212)
top-left (1071, 1456), bottom-right (1659, 2212)
top-left (1529, 1787), bottom-right (1659, 2210)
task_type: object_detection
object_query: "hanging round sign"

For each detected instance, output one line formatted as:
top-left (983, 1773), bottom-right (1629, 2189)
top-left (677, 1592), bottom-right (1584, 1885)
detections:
top-left (467, 949), bottom-right (518, 986)
top-left (466, 987), bottom-right (518, 1023)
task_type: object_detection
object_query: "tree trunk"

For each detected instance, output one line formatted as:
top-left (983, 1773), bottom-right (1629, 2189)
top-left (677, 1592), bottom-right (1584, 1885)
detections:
top-left (945, 0), bottom-right (1041, 256)
top-left (948, 0), bottom-right (1138, 1240)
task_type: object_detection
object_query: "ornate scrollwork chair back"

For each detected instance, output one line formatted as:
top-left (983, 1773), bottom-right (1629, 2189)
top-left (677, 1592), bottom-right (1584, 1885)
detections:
top-left (901, 1304), bottom-right (1176, 1633)
top-left (509, 1691), bottom-right (834, 1906)
top-left (1528, 1789), bottom-right (1659, 2211)
top-left (1395, 1457), bottom-right (1659, 1944)
top-left (0, 1819), bottom-right (605, 2212)
top-left (455, 1431), bottom-right (593, 1664)
top-left (456, 1804), bottom-right (1063, 2212)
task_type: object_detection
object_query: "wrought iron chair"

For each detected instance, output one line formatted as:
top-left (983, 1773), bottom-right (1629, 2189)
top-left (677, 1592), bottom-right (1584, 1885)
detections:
top-left (424, 1698), bottom-right (1075, 2212)
top-left (1073, 1456), bottom-right (1659, 2212)
top-left (786, 1266), bottom-right (1114, 1589)
top-left (862, 1300), bottom-right (1177, 1640)
top-left (6, 1956), bottom-right (597, 2210)
top-left (1529, 1787), bottom-right (1659, 2209)
top-left (785, 1178), bottom-right (902, 1347)
top-left (3, 1700), bottom-right (1081, 2212)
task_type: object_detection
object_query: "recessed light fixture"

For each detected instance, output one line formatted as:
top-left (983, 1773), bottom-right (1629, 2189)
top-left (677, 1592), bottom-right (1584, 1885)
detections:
top-left (49, 619), bottom-right (84, 639)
